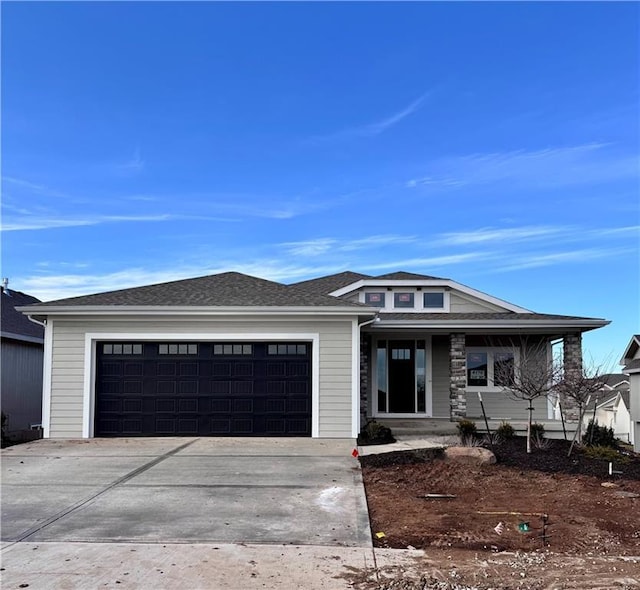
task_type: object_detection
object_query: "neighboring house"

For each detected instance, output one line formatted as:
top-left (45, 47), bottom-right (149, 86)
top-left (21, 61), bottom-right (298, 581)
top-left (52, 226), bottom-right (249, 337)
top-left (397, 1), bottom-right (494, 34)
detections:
top-left (19, 270), bottom-right (609, 439)
top-left (1, 281), bottom-right (44, 439)
top-left (622, 335), bottom-right (640, 452)
top-left (581, 374), bottom-right (631, 444)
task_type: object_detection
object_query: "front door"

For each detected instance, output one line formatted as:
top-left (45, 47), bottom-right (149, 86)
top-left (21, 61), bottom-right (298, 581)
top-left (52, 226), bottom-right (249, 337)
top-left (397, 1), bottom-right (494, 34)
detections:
top-left (375, 338), bottom-right (428, 415)
top-left (388, 340), bottom-right (416, 413)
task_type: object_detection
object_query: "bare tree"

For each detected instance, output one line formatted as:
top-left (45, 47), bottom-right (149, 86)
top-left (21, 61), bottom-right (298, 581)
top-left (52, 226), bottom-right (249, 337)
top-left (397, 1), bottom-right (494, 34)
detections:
top-left (492, 338), bottom-right (561, 453)
top-left (554, 356), bottom-right (612, 454)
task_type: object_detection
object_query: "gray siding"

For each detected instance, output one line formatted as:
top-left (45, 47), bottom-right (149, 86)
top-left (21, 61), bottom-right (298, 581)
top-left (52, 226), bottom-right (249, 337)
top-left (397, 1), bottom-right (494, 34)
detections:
top-left (449, 292), bottom-right (508, 313)
top-left (465, 392), bottom-right (548, 421)
top-left (48, 316), bottom-right (355, 438)
top-left (431, 336), bottom-right (450, 417)
top-left (1, 339), bottom-right (43, 433)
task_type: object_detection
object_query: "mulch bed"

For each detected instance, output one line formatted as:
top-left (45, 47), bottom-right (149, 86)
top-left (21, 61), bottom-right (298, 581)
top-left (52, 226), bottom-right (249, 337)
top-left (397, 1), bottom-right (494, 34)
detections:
top-left (361, 437), bottom-right (640, 480)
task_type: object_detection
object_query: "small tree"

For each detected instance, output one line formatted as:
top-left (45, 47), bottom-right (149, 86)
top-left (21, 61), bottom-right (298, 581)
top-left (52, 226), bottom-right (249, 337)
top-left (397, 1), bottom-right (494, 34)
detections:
top-left (492, 338), bottom-right (561, 453)
top-left (554, 356), bottom-right (612, 454)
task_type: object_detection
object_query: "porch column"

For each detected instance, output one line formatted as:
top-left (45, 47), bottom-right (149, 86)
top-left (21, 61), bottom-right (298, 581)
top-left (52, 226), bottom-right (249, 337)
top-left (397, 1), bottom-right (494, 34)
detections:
top-left (562, 332), bottom-right (583, 420)
top-left (360, 333), bottom-right (371, 428)
top-left (449, 333), bottom-right (467, 420)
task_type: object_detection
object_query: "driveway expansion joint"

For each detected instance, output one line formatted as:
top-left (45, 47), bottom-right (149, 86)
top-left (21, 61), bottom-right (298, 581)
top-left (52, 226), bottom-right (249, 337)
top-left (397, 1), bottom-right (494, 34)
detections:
top-left (2, 438), bottom-right (199, 549)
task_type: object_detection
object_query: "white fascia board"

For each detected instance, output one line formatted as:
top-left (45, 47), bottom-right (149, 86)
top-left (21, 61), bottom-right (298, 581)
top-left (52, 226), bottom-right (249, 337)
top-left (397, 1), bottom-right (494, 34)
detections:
top-left (370, 319), bottom-right (610, 330)
top-left (621, 335), bottom-right (640, 364)
top-left (17, 305), bottom-right (378, 317)
top-left (330, 279), bottom-right (531, 313)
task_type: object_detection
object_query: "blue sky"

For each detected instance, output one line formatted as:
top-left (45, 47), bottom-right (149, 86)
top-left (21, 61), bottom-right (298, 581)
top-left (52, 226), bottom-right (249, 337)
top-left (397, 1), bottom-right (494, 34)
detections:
top-left (2, 2), bottom-right (638, 366)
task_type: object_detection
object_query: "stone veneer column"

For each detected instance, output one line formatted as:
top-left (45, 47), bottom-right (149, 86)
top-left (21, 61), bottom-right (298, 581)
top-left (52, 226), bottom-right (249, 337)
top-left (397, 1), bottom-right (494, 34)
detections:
top-left (359, 333), bottom-right (371, 429)
top-left (562, 332), bottom-right (583, 420)
top-left (449, 333), bottom-right (467, 420)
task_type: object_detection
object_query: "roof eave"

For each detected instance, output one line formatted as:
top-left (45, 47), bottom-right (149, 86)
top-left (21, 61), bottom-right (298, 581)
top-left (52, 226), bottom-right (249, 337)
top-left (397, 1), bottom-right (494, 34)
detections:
top-left (367, 319), bottom-right (610, 331)
top-left (17, 305), bottom-right (378, 317)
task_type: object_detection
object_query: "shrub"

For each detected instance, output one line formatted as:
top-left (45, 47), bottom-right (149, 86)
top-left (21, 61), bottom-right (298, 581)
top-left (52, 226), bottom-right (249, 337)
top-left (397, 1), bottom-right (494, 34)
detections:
top-left (530, 423), bottom-right (545, 440)
top-left (582, 445), bottom-right (630, 464)
top-left (496, 421), bottom-right (515, 439)
top-left (584, 420), bottom-right (616, 448)
top-left (357, 420), bottom-right (395, 446)
top-left (456, 419), bottom-right (478, 445)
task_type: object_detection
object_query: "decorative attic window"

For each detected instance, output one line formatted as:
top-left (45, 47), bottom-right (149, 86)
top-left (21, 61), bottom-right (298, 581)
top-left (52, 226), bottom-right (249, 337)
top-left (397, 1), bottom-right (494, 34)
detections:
top-left (393, 292), bottom-right (414, 308)
top-left (365, 292), bottom-right (385, 307)
top-left (423, 292), bottom-right (444, 308)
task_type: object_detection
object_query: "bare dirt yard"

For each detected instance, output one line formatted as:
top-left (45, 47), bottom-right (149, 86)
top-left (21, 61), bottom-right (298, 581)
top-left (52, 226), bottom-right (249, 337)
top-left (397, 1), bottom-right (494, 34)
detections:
top-left (355, 438), bottom-right (640, 589)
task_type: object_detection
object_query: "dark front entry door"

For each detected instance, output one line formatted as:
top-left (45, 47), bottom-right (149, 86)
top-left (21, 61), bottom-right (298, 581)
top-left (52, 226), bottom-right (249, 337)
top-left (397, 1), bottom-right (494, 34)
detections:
top-left (388, 340), bottom-right (415, 413)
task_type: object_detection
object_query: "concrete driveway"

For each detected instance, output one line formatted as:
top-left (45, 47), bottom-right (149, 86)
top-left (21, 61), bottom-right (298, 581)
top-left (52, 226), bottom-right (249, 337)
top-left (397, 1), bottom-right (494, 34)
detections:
top-left (1, 437), bottom-right (371, 547)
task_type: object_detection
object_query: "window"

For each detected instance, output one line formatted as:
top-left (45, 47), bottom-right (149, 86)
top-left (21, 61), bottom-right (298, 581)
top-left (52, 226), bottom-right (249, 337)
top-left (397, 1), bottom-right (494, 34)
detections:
top-left (423, 292), bottom-right (444, 308)
top-left (365, 292), bottom-right (385, 307)
top-left (159, 343), bottom-right (198, 355)
top-left (466, 349), bottom-right (516, 388)
top-left (267, 343), bottom-right (307, 355)
top-left (391, 348), bottom-right (411, 360)
top-left (213, 344), bottom-right (253, 356)
top-left (103, 343), bottom-right (143, 355)
top-left (493, 352), bottom-right (515, 386)
top-left (467, 352), bottom-right (488, 386)
top-left (394, 292), bottom-right (414, 308)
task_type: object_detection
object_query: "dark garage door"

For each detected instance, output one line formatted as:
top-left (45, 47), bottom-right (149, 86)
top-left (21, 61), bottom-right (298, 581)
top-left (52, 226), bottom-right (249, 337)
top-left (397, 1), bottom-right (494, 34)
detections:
top-left (95, 341), bottom-right (311, 437)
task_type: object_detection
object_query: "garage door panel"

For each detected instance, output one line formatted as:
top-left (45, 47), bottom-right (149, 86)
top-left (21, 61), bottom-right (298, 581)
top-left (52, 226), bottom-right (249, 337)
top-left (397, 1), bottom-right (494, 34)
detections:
top-left (95, 341), bottom-right (311, 437)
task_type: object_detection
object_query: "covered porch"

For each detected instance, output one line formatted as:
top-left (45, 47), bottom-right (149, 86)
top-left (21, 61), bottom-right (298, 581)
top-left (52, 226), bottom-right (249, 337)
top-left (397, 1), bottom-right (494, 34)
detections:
top-left (359, 329), bottom-right (585, 430)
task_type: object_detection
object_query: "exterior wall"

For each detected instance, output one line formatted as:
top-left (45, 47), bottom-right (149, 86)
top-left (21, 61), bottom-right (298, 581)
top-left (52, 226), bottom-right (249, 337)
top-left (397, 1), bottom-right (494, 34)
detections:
top-left (47, 316), bottom-right (355, 439)
top-left (465, 392), bottom-right (548, 421)
top-left (1, 339), bottom-right (44, 434)
top-left (630, 373), bottom-right (640, 451)
top-left (431, 336), bottom-right (451, 417)
top-left (449, 293), bottom-right (508, 313)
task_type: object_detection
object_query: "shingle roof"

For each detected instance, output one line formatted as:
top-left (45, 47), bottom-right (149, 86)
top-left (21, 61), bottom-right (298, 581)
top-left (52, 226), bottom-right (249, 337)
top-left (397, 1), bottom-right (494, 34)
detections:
top-left (26, 272), bottom-right (366, 308)
top-left (600, 373), bottom-right (630, 388)
top-left (374, 271), bottom-right (445, 280)
top-left (1, 288), bottom-right (44, 340)
top-left (290, 271), bottom-right (371, 294)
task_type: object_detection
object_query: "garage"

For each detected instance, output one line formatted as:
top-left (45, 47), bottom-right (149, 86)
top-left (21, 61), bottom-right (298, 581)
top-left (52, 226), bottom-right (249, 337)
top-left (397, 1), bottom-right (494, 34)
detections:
top-left (95, 341), bottom-right (312, 437)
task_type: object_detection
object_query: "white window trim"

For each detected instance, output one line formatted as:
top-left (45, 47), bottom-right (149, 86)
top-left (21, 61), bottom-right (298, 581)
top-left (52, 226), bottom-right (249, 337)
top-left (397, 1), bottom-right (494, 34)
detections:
top-left (83, 332), bottom-right (321, 439)
top-left (360, 289), bottom-right (450, 313)
top-left (466, 346), bottom-right (520, 391)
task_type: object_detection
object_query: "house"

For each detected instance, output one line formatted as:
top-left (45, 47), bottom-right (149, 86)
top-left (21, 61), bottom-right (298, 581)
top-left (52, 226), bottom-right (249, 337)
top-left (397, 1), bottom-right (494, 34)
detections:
top-left (1, 281), bottom-right (44, 441)
top-left (19, 270), bottom-right (609, 439)
top-left (622, 335), bottom-right (640, 452)
top-left (581, 374), bottom-right (631, 444)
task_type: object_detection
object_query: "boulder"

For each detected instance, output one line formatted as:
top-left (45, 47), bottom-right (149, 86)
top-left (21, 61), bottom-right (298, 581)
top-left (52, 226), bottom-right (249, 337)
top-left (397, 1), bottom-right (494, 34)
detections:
top-left (444, 446), bottom-right (496, 465)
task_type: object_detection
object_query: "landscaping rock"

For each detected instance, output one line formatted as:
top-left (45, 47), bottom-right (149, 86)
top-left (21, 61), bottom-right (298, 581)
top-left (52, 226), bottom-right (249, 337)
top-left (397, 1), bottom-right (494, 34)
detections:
top-left (444, 446), bottom-right (496, 465)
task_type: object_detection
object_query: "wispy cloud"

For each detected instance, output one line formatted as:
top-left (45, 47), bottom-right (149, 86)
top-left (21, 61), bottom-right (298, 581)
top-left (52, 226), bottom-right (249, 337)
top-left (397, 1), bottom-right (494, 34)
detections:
top-left (281, 234), bottom-right (417, 256)
top-left (116, 147), bottom-right (145, 174)
top-left (2, 176), bottom-right (69, 198)
top-left (405, 143), bottom-right (639, 191)
top-left (434, 225), bottom-right (569, 246)
top-left (1, 212), bottom-right (242, 232)
top-left (495, 247), bottom-right (636, 272)
top-left (309, 91), bottom-right (431, 143)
